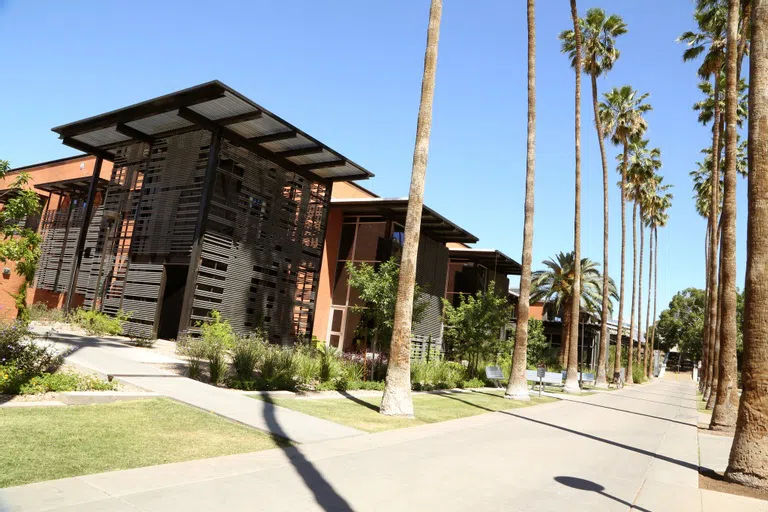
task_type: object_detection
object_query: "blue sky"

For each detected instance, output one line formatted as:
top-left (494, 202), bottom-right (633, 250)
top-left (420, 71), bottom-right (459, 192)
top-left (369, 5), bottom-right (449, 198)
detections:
top-left (0, 1), bottom-right (744, 322)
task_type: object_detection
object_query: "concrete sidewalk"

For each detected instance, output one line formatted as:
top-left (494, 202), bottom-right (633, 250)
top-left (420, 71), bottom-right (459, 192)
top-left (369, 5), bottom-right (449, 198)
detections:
top-left (3, 378), bottom-right (766, 511)
top-left (34, 329), bottom-right (363, 444)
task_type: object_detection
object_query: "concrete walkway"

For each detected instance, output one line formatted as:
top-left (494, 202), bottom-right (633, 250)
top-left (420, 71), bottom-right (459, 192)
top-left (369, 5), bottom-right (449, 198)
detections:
top-left (33, 329), bottom-right (363, 444)
top-left (3, 377), bottom-right (766, 511)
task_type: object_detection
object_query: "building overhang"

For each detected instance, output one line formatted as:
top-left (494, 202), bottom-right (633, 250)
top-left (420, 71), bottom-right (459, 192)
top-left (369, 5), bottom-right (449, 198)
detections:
top-left (51, 80), bottom-right (373, 184)
top-left (449, 248), bottom-right (521, 275)
top-left (331, 197), bottom-right (478, 244)
top-left (34, 176), bottom-right (110, 197)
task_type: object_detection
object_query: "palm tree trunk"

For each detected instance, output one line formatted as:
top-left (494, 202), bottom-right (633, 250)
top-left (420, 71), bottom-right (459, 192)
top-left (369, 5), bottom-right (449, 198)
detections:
top-left (593, 74), bottom-right (611, 388)
top-left (560, 301), bottom-right (571, 368)
top-left (727, 0), bottom-right (768, 488)
top-left (637, 213), bottom-right (645, 370)
top-left (644, 223), bottom-right (653, 377)
top-left (651, 227), bottom-right (659, 378)
top-left (505, 0), bottom-right (536, 401)
top-left (711, 0), bottom-right (741, 431)
top-left (380, 0), bottom-right (442, 417)
top-left (707, 243), bottom-right (724, 410)
top-left (627, 200), bottom-right (638, 384)
top-left (703, 74), bottom-right (722, 403)
top-left (564, 0), bottom-right (583, 394)
top-left (615, 142), bottom-right (629, 381)
top-left (701, 216), bottom-right (711, 392)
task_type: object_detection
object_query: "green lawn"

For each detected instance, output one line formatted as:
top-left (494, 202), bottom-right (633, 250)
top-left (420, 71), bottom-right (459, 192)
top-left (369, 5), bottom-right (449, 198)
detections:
top-left (255, 390), bottom-right (556, 433)
top-left (0, 398), bottom-right (286, 488)
top-left (698, 392), bottom-right (713, 415)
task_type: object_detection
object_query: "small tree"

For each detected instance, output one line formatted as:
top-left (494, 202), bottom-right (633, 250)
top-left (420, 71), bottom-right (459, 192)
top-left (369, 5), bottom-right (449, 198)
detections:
top-left (346, 258), bottom-right (428, 355)
top-left (442, 282), bottom-right (512, 377)
top-left (525, 318), bottom-right (549, 368)
top-left (0, 161), bottom-right (42, 322)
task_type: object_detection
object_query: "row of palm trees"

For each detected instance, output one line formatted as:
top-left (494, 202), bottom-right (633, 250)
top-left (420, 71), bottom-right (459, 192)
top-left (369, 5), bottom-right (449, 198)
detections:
top-left (380, 0), bottom-right (768, 492)
top-left (680, 0), bottom-right (768, 490)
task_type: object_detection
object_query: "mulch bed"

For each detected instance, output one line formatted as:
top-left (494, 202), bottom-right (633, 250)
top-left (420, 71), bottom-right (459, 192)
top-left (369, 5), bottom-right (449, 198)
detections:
top-left (699, 469), bottom-right (768, 502)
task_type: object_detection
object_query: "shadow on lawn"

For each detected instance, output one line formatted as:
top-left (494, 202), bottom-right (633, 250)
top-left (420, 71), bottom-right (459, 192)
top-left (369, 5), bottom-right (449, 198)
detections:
top-left (261, 395), bottom-right (353, 511)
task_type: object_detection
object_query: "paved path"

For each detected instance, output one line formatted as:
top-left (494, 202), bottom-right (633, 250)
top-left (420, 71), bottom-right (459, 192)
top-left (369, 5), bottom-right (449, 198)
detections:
top-left (3, 378), bottom-right (766, 511)
top-left (33, 329), bottom-right (363, 444)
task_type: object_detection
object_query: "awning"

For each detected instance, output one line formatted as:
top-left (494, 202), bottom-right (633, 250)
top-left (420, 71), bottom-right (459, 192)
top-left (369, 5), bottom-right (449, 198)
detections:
top-left (51, 81), bottom-right (373, 183)
top-left (34, 177), bottom-right (110, 196)
top-left (449, 248), bottom-right (521, 275)
top-left (331, 197), bottom-right (478, 244)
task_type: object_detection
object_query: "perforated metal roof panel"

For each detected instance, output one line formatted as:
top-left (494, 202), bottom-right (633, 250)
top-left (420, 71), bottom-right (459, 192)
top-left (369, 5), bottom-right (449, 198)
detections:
top-left (52, 81), bottom-right (373, 183)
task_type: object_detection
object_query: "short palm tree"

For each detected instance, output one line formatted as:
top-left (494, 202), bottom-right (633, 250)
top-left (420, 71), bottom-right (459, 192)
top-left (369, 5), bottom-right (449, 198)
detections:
top-left (559, 7), bottom-right (626, 388)
top-left (599, 86), bottom-right (651, 382)
top-left (530, 252), bottom-right (618, 370)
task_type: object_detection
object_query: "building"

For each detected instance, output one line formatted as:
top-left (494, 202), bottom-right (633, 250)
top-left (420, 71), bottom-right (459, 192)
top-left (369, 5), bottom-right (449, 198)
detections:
top-left (20, 81), bottom-right (373, 343)
top-left (11, 81), bottom-right (521, 352)
top-left (312, 182), bottom-right (520, 356)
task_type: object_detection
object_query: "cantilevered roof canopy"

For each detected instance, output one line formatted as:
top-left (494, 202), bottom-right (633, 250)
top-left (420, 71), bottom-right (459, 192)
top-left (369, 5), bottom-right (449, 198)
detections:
top-left (449, 248), bottom-right (521, 275)
top-left (52, 81), bottom-right (373, 183)
top-left (35, 176), bottom-right (110, 196)
top-left (331, 197), bottom-right (478, 244)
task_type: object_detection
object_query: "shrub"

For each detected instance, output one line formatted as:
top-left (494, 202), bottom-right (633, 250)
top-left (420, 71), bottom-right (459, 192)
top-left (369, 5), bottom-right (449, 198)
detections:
top-left (458, 377), bottom-right (487, 389)
top-left (632, 364), bottom-right (646, 384)
top-left (411, 360), bottom-right (467, 390)
top-left (28, 303), bottom-right (67, 323)
top-left (18, 372), bottom-right (118, 394)
top-left (70, 309), bottom-right (130, 336)
top-left (0, 364), bottom-right (27, 394)
top-left (260, 346), bottom-right (299, 390)
top-left (0, 322), bottom-right (60, 377)
top-left (231, 332), bottom-right (267, 381)
top-left (176, 334), bottom-right (206, 381)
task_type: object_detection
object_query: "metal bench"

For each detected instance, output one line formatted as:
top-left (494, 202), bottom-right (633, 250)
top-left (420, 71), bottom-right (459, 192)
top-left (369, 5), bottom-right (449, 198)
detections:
top-left (526, 370), bottom-right (564, 390)
top-left (559, 370), bottom-right (597, 386)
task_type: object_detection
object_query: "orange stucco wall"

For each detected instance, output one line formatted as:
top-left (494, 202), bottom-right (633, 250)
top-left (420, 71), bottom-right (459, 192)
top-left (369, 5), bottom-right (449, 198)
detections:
top-left (0, 155), bottom-right (112, 320)
top-left (529, 302), bottom-right (544, 321)
top-left (312, 181), bottom-right (377, 341)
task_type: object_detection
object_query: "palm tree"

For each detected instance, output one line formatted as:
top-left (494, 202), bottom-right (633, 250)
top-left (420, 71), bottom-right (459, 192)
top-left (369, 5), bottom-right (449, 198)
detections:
top-left (564, 0), bottom-right (584, 394)
top-left (644, 179), bottom-right (673, 378)
top-left (380, 0), bottom-right (442, 417)
top-left (559, 7), bottom-right (626, 389)
top-left (679, 0), bottom-right (726, 402)
top-left (530, 253), bottom-right (618, 352)
top-left (599, 86), bottom-right (651, 384)
top-left (726, 0), bottom-right (768, 489)
top-left (710, 0), bottom-right (741, 432)
top-left (505, 0), bottom-right (537, 402)
top-left (623, 139), bottom-right (660, 383)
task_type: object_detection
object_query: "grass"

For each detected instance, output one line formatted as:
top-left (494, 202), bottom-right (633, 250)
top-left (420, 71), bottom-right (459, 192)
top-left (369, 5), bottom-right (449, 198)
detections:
top-left (0, 398), bottom-right (286, 488)
top-left (254, 390), bottom-right (556, 433)
top-left (697, 392), bottom-right (713, 415)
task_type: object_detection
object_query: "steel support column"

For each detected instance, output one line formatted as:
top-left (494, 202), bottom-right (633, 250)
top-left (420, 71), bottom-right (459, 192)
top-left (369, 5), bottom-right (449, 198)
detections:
top-left (177, 131), bottom-right (222, 334)
top-left (64, 156), bottom-right (103, 311)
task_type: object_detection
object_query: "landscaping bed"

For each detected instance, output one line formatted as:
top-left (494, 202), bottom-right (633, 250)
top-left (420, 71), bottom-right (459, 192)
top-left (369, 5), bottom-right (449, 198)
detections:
top-left (253, 390), bottom-right (556, 433)
top-left (0, 398), bottom-right (286, 488)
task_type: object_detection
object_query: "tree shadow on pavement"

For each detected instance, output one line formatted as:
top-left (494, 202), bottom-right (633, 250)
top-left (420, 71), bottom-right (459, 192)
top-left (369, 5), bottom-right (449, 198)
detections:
top-left (554, 476), bottom-right (651, 512)
top-left (600, 393), bottom-right (699, 410)
top-left (436, 393), bottom-right (700, 472)
top-left (261, 395), bottom-right (353, 512)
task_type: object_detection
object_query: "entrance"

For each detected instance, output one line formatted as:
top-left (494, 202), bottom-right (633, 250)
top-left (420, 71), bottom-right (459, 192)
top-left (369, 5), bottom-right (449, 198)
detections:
top-left (157, 265), bottom-right (189, 340)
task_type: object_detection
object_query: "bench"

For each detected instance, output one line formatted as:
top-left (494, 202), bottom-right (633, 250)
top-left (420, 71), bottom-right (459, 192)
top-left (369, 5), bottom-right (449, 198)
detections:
top-left (558, 371), bottom-right (596, 385)
top-left (525, 370), bottom-right (564, 390)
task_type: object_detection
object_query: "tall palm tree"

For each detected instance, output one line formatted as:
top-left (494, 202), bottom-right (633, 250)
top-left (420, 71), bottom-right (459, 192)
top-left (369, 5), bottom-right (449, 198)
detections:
top-left (710, 0), bottom-right (741, 432)
top-left (623, 139), bottom-right (660, 383)
top-left (726, 0), bottom-right (768, 488)
top-left (559, 7), bottom-right (627, 389)
top-left (380, 0), bottom-right (442, 417)
top-left (679, 0), bottom-right (726, 402)
top-left (564, 0), bottom-right (584, 394)
top-left (599, 86), bottom-right (651, 384)
top-left (505, 0), bottom-right (537, 402)
top-left (644, 179), bottom-right (673, 377)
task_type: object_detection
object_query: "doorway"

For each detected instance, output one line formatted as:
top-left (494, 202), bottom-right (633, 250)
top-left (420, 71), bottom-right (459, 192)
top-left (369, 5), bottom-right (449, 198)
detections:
top-left (157, 265), bottom-right (189, 340)
top-left (327, 307), bottom-right (346, 349)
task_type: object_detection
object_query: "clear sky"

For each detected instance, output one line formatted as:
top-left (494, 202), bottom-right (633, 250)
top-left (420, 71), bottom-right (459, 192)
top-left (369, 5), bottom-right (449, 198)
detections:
top-left (0, 1), bottom-right (745, 323)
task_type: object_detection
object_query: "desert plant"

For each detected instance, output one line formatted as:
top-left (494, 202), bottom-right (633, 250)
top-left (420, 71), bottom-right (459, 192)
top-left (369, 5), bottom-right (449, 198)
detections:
top-left (70, 309), bottom-right (130, 336)
top-left (231, 332), bottom-right (267, 381)
top-left (176, 333), bottom-right (206, 381)
top-left (28, 303), bottom-right (67, 324)
top-left (18, 371), bottom-right (117, 394)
